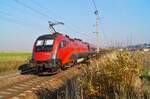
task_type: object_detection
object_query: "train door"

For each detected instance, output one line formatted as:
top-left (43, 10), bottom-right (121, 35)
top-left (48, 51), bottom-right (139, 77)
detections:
top-left (57, 40), bottom-right (69, 64)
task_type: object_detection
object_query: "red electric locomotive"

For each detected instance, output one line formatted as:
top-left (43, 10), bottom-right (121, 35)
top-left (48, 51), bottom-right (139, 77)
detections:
top-left (19, 22), bottom-right (96, 74)
top-left (28, 32), bottom-right (96, 73)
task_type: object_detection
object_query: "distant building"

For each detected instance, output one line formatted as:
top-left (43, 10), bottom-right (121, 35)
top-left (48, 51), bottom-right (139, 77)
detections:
top-left (126, 43), bottom-right (150, 51)
top-left (142, 48), bottom-right (149, 52)
top-left (141, 46), bottom-right (150, 51)
top-left (118, 48), bottom-right (124, 51)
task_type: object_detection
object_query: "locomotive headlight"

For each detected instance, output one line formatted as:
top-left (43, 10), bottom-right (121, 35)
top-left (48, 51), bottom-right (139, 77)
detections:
top-left (52, 53), bottom-right (56, 60)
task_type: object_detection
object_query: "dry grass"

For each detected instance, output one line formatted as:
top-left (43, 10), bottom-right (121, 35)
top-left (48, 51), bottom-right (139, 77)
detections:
top-left (80, 50), bottom-right (150, 99)
top-left (0, 52), bottom-right (31, 75)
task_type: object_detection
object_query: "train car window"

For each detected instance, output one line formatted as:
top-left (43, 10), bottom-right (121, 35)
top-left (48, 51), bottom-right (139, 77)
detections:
top-left (60, 41), bottom-right (68, 48)
top-left (60, 41), bottom-right (64, 48)
top-left (64, 41), bottom-right (66, 46)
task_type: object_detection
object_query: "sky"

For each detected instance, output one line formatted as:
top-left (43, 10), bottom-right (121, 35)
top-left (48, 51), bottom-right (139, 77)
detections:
top-left (0, 0), bottom-right (150, 50)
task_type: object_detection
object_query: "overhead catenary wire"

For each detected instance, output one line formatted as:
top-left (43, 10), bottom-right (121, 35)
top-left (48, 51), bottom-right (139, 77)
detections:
top-left (2, 0), bottom-right (94, 43)
top-left (3, 0), bottom-right (69, 36)
top-left (30, 0), bottom-right (94, 39)
top-left (89, 0), bottom-right (98, 12)
top-left (0, 15), bottom-right (31, 26)
top-left (0, 16), bottom-right (45, 32)
top-left (14, 0), bottom-right (84, 37)
top-left (14, 0), bottom-right (56, 22)
top-left (0, 10), bottom-right (46, 28)
top-left (92, 0), bottom-right (98, 10)
top-left (0, 11), bottom-right (31, 26)
top-left (99, 21), bottom-right (109, 47)
top-left (0, 1), bottom-right (48, 23)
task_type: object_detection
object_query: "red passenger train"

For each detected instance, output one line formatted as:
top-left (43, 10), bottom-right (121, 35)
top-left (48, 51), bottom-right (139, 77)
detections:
top-left (24, 32), bottom-right (96, 74)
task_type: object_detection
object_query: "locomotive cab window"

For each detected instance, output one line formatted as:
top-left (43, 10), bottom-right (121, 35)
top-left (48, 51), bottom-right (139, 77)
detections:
top-left (36, 40), bottom-right (44, 46)
top-left (35, 39), bottom-right (54, 52)
top-left (45, 39), bottom-right (54, 45)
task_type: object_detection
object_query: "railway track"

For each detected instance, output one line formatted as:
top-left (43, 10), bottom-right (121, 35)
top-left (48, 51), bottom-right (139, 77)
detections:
top-left (0, 72), bottom-right (57, 99)
top-left (0, 74), bottom-right (37, 99)
top-left (0, 63), bottom-right (85, 99)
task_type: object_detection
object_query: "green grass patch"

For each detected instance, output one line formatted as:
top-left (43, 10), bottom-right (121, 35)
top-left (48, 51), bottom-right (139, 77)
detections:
top-left (142, 51), bottom-right (150, 85)
top-left (142, 68), bottom-right (150, 76)
top-left (0, 52), bottom-right (31, 75)
top-left (142, 68), bottom-right (150, 85)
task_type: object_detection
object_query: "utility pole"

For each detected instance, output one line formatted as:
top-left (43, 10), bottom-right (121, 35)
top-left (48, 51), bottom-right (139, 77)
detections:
top-left (94, 10), bottom-right (100, 53)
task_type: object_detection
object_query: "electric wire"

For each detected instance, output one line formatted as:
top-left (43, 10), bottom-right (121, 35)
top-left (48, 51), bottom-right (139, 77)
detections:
top-left (2, 0), bottom-right (91, 36)
top-left (14, 0), bottom-right (94, 42)
top-left (0, 1), bottom-right (47, 23)
top-left (30, 0), bottom-right (92, 38)
top-left (0, 15), bottom-right (30, 26)
top-left (14, 0), bottom-right (84, 37)
top-left (14, 0), bottom-right (56, 21)
top-left (2, 0), bottom-right (94, 42)
top-left (1, 0), bottom-right (73, 35)
top-left (0, 10), bottom-right (46, 28)
top-left (92, 0), bottom-right (98, 10)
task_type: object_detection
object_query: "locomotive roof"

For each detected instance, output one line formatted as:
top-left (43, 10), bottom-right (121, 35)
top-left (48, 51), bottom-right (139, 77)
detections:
top-left (37, 32), bottom-right (61, 39)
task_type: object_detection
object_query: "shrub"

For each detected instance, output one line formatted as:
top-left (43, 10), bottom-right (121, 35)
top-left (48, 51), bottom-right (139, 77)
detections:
top-left (81, 51), bottom-right (149, 98)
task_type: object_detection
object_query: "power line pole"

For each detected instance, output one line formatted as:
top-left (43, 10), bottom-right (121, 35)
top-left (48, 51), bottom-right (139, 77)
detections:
top-left (94, 10), bottom-right (100, 53)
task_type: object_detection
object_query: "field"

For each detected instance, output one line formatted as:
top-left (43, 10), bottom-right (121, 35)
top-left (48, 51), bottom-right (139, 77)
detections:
top-left (0, 51), bottom-right (31, 75)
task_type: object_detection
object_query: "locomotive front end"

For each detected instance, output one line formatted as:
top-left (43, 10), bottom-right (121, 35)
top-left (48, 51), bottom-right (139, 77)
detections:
top-left (30, 33), bottom-right (61, 73)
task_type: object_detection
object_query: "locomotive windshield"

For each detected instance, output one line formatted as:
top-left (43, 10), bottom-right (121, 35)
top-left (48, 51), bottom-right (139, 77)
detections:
top-left (35, 39), bottom-right (54, 52)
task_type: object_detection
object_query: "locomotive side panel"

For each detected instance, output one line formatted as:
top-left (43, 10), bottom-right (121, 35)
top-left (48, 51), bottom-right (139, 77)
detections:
top-left (57, 36), bottom-right (77, 65)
